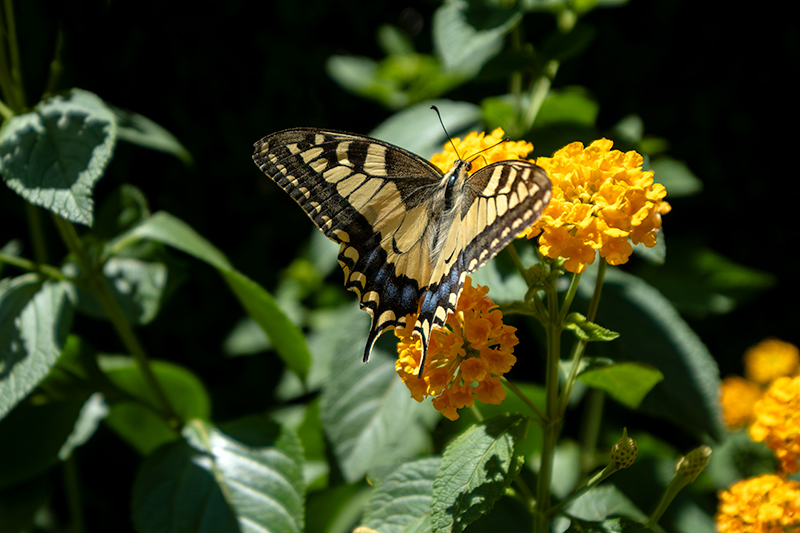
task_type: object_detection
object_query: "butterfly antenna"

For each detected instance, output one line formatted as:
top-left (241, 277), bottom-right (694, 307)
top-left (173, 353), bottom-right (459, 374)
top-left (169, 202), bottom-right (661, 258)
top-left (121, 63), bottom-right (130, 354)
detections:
top-left (430, 105), bottom-right (462, 160)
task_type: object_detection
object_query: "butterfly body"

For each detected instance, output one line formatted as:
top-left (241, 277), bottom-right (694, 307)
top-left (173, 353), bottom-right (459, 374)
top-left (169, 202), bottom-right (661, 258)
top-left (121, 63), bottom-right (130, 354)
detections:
top-left (253, 128), bottom-right (551, 375)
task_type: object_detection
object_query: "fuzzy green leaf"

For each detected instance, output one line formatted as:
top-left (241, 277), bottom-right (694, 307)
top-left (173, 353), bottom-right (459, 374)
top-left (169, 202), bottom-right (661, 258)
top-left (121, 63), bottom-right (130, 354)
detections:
top-left (319, 348), bottom-right (437, 483)
top-left (132, 418), bottom-right (305, 533)
top-left (0, 274), bottom-right (75, 421)
top-left (431, 414), bottom-right (527, 533)
top-left (564, 312), bottom-right (619, 342)
top-left (361, 457), bottom-right (441, 533)
top-left (0, 88), bottom-right (117, 226)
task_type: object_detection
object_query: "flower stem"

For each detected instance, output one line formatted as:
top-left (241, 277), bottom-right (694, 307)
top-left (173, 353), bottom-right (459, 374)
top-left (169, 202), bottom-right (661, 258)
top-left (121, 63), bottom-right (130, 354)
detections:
top-left (534, 270), bottom-right (562, 532)
top-left (52, 215), bottom-right (180, 426)
top-left (0, 250), bottom-right (64, 279)
top-left (503, 376), bottom-right (546, 423)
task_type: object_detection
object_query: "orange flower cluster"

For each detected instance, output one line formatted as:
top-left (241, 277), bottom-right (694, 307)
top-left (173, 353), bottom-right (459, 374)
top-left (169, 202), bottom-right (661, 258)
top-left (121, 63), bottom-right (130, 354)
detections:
top-left (720, 338), bottom-right (800, 431)
top-left (521, 139), bottom-right (671, 273)
top-left (749, 376), bottom-right (800, 474)
top-left (429, 127), bottom-right (533, 175)
top-left (716, 474), bottom-right (800, 533)
top-left (395, 277), bottom-right (518, 421)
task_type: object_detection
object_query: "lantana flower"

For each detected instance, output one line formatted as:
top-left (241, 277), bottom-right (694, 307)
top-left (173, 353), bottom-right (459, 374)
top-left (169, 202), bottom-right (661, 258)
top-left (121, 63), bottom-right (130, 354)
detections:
top-left (521, 139), bottom-right (671, 273)
top-left (429, 127), bottom-right (533, 175)
top-left (720, 376), bottom-right (763, 430)
top-left (749, 376), bottom-right (800, 474)
top-left (744, 338), bottom-right (800, 385)
top-left (716, 474), bottom-right (800, 533)
top-left (395, 276), bottom-right (518, 421)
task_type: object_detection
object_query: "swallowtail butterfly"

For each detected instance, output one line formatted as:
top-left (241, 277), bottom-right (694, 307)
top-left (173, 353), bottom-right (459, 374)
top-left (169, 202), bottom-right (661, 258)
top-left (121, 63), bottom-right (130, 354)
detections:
top-left (252, 126), bottom-right (551, 375)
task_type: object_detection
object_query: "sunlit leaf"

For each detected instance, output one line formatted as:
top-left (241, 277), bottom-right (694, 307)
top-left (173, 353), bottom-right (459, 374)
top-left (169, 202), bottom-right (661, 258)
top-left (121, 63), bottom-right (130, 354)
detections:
top-left (0, 88), bottom-right (117, 226)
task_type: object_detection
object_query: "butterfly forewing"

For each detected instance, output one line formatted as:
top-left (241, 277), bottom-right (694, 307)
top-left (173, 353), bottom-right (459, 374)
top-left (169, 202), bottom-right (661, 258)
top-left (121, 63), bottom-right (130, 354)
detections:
top-left (252, 128), bottom-right (551, 375)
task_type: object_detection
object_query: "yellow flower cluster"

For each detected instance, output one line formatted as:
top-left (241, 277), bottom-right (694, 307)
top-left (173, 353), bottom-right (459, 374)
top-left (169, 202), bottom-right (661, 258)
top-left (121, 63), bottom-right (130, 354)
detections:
top-left (720, 377), bottom-right (763, 430)
top-left (720, 338), bottom-right (800, 431)
top-left (716, 474), bottom-right (800, 533)
top-left (395, 277), bottom-right (518, 421)
top-left (429, 127), bottom-right (533, 175)
top-left (744, 338), bottom-right (799, 385)
top-left (749, 376), bottom-right (800, 474)
top-left (521, 139), bottom-right (670, 273)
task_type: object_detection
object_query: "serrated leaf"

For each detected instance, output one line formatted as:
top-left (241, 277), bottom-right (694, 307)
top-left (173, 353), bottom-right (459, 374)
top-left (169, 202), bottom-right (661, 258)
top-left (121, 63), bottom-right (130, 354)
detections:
top-left (111, 211), bottom-right (311, 380)
top-left (112, 106), bottom-right (192, 164)
top-left (578, 266), bottom-right (725, 439)
top-left (361, 457), bottom-right (441, 533)
top-left (0, 274), bottom-right (75, 421)
top-left (564, 312), bottom-right (619, 342)
top-left (431, 414), bottom-right (527, 533)
top-left (0, 88), bottom-right (117, 226)
top-left (99, 355), bottom-right (211, 455)
top-left (433, 0), bottom-right (522, 76)
top-left (74, 257), bottom-right (167, 325)
top-left (131, 418), bottom-right (305, 533)
top-left (578, 362), bottom-right (663, 408)
top-left (319, 349), bottom-right (436, 483)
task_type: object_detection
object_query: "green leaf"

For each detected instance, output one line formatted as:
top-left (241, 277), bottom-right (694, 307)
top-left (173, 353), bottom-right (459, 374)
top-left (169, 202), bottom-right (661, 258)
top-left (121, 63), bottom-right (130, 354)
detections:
top-left (431, 414), bottom-right (527, 533)
top-left (361, 457), bottom-right (441, 533)
top-left (93, 184), bottom-right (152, 242)
top-left (565, 484), bottom-right (651, 525)
top-left (649, 157), bottom-right (703, 198)
top-left (131, 418), bottom-right (305, 533)
top-left (0, 88), bottom-right (117, 226)
top-left (634, 244), bottom-right (776, 318)
top-left (112, 106), bottom-right (192, 164)
top-left (99, 355), bottom-right (211, 455)
top-left (0, 393), bottom-right (100, 488)
top-left (74, 257), bottom-right (167, 325)
top-left (369, 99), bottom-right (482, 158)
top-left (111, 211), bottom-right (311, 380)
top-left (0, 274), bottom-right (75, 421)
top-left (535, 87), bottom-right (599, 128)
top-left (433, 0), bottom-right (522, 76)
top-left (564, 312), bottom-right (619, 342)
top-left (578, 266), bottom-right (725, 439)
top-left (564, 516), bottom-right (657, 533)
top-left (320, 348), bottom-right (437, 483)
top-left (578, 361), bottom-right (664, 409)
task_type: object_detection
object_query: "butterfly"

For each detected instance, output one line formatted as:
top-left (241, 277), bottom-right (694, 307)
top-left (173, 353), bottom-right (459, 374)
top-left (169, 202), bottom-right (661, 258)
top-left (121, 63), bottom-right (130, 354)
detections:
top-left (252, 127), bottom-right (551, 376)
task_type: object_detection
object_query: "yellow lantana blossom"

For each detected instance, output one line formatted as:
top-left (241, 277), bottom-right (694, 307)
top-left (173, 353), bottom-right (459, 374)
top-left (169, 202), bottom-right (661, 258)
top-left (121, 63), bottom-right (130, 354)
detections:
top-left (521, 139), bottom-right (671, 273)
top-left (744, 338), bottom-right (800, 385)
top-left (749, 376), bottom-right (800, 474)
top-left (429, 127), bottom-right (533, 175)
top-left (720, 376), bottom-right (763, 430)
top-left (716, 474), bottom-right (800, 533)
top-left (395, 276), bottom-right (518, 421)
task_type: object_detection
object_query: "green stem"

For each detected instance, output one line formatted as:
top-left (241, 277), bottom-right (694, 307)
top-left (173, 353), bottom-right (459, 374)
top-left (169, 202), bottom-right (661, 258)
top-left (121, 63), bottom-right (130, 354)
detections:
top-left (63, 454), bottom-right (85, 533)
top-left (502, 376), bottom-right (546, 423)
top-left (52, 215), bottom-right (180, 426)
top-left (546, 462), bottom-right (618, 519)
top-left (0, 250), bottom-right (64, 279)
top-left (534, 271), bottom-right (562, 533)
top-left (43, 27), bottom-right (64, 97)
top-left (26, 203), bottom-right (49, 264)
top-left (0, 96), bottom-right (12, 119)
top-left (578, 388), bottom-right (604, 474)
top-left (3, 0), bottom-right (24, 108)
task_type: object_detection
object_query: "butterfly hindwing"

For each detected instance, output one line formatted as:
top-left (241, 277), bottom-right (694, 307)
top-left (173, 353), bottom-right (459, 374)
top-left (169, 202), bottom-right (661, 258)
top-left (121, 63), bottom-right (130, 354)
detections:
top-left (253, 128), bottom-right (551, 375)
